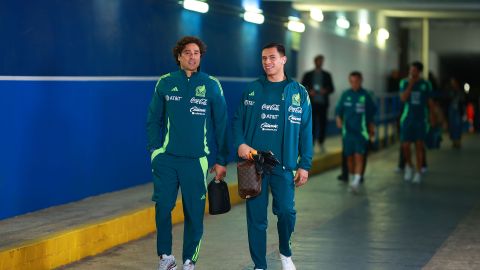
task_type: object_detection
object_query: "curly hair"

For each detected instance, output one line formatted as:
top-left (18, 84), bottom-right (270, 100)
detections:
top-left (172, 36), bottom-right (207, 66)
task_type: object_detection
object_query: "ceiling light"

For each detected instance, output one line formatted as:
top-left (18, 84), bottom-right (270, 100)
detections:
top-left (183, 0), bottom-right (209, 14)
top-left (377, 28), bottom-right (390, 40)
top-left (359, 23), bottom-right (372, 36)
top-left (464, 83), bottom-right (470, 93)
top-left (244, 9), bottom-right (264, 24)
top-left (310, 8), bottom-right (324, 22)
top-left (287, 16), bottom-right (305, 33)
top-left (336, 17), bottom-right (350, 29)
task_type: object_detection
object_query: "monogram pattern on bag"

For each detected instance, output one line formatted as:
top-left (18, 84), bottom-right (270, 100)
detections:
top-left (237, 160), bottom-right (262, 199)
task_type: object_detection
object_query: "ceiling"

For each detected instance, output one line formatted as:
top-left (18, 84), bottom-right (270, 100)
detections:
top-left (265, 0), bottom-right (480, 19)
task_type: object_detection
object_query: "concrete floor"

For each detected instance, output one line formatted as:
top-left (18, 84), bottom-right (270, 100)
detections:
top-left (59, 135), bottom-right (480, 270)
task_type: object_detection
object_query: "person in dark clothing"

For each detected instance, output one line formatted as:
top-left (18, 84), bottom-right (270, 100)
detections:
top-left (301, 55), bottom-right (335, 153)
top-left (387, 69), bottom-right (401, 93)
top-left (446, 78), bottom-right (466, 148)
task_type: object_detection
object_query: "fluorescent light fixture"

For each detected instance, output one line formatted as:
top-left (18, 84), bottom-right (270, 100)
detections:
top-left (377, 28), bottom-right (390, 40)
top-left (244, 9), bottom-right (264, 24)
top-left (183, 0), bottom-right (209, 13)
top-left (359, 23), bottom-right (372, 36)
top-left (287, 16), bottom-right (305, 33)
top-left (310, 8), bottom-right (324, 22)
top-left (336, 17), bottom-right (350, 29)
top-left (464, 83), bottom-right (470, 93)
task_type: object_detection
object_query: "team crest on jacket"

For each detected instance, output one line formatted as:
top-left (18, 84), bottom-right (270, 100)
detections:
top-left (195, 85), bottom-right (206, 97)
top-left (292, 93), bottom-right (301, 106)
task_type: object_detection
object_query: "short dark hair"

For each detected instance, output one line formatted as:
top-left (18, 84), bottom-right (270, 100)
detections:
top-left (349, 71), bottom-right (363, 79)
top-left (172, 36), bottom-right (207, 66)
top-left (262, 42), bottom-right (286, 56)
top-left (411, 61), bottom-right (424, 71)
top-left (314, 55), bottom-right (324, 62)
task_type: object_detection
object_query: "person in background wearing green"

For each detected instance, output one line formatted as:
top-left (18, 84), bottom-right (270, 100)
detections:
top-left (336, 71), bottom-right (376, 192)
top-left (399, 61), bottom-right (435, 184)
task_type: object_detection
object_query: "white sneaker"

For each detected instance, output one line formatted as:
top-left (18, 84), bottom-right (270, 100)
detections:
top-left (158, 254), bottom-right (177, 270)
top-left (280, 254), bottom-right (296, 270)
top-left (404, 166), bottom-right (413, 181)
top-left (412, 172), bottom-right (422, 184)
top-left (183, 259), bottom-right (194, 270)
top-left (350, 176), bottom-right (361, 193)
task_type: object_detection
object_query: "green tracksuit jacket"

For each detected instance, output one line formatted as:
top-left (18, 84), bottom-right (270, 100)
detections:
top-left (146, 70), bottom-right (229, 165)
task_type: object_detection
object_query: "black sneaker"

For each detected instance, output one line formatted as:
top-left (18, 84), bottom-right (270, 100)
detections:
top-left (337, 174), bottom-right (348, 182)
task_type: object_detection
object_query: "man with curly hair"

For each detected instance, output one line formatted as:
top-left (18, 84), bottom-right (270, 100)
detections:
top-left (147, 36), bottom-right (229, 270)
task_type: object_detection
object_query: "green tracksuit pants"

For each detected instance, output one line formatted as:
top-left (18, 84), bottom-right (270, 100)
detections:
top-left (151, 153), bottom-right (208, 263)
top-left (246, 167), bottom-right (296, 269)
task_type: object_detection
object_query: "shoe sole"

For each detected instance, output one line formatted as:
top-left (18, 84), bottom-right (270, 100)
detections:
top-left (349, 185), bottom-right (360, 194)
top-left (159, 264), bottom-right (177, 270)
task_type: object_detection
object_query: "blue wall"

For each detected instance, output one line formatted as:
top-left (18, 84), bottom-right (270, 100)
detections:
top-left (0, 0), bottom-right (297, 77)
top-left (0, 0), bottom-right (298, 219)
top-left (0, 79), bottom-right (247, 220)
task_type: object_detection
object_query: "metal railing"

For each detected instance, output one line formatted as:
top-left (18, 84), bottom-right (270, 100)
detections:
top-left (373, 92), bottom-right (402, 148)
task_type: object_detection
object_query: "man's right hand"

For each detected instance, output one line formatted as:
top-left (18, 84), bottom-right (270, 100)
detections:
top-left (407, 77), bottom-right (419, 90)
top-left (238, 144), bottom-right (256, 160)
top-left (401, 77), bottom-right (418, 101)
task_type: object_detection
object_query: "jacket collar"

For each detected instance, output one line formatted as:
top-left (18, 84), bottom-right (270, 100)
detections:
top-left (258, 74), bottom-right (294, 86)
top-left (178, 69), bottom-right (200, 79)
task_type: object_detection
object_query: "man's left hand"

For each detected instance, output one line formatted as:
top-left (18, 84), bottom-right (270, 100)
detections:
top-left (294, 168), bottom-right (309, 187)
top-left (210, 164), bottom-right (227, 181)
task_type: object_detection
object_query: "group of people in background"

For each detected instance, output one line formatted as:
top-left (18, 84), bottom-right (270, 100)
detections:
top-left (303, 55), bottom-right (469, 189)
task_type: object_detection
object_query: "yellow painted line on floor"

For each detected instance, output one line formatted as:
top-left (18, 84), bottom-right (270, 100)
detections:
top-left (0, 130), bottom-right (398, 270)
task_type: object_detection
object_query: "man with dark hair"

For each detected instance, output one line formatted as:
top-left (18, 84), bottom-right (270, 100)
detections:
top-left (233, 42), bottom-right (313, 270)
top-left (147, 36), bottom-right (229, 270)
top-left (172, 36), bottom-right (207, 67)
top-left (335, 71), bottom-right (376, 192)
top-left (399, 61), bottom-right (435, 183)
top-left (301, 54), bottom-right (335, 153)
